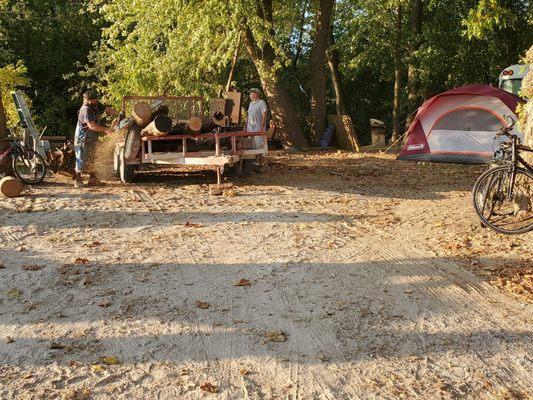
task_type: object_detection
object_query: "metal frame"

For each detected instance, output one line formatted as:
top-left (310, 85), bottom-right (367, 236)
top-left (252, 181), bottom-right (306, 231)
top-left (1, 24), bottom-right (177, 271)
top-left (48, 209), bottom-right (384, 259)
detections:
top-left (119, 131), bottom-right (268, 184)
top-left (11, 90), bottom-right (48, 159)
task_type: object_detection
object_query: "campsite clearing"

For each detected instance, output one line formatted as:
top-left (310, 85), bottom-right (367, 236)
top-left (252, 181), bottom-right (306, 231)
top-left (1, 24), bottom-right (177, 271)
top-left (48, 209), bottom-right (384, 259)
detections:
top-left (0, 152), bottom-right (531, 399)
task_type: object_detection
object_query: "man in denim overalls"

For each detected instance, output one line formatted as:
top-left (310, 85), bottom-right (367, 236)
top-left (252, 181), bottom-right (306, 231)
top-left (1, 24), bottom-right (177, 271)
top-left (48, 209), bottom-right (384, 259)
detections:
top-left (74, 90), bottom-right (117, 187)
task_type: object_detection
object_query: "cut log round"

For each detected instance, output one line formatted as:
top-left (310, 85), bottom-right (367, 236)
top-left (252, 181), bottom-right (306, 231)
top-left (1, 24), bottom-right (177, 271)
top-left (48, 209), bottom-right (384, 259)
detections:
top-left (0, 176), bottom-right (24, 198)
top-left (124, 124), bottom-right (142, 160)
top-left (132, 102), bottom-right (152, 127)
top-left (141, 115), bottom-right (173, 137)
top-left (212, 111), bottom-right (227, 127)
top-left (186, 117), bottom-right (203, 133)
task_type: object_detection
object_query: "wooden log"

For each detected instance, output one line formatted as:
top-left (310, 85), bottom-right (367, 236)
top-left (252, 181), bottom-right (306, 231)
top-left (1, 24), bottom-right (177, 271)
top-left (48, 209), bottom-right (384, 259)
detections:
top-left (185, 117), bottom-right (203, 133)
top-left (201, 119), bottom-right (216, 133)
top-left (0, 177), bottom-right (23, 198)
top-left (132, 102), bottom-right (152, 127)
top-left (170, 122), bottom-right (186, 135)
top-left (141, 115), bottom-right (173, 137)
top-left (212, 111), bottom-right (227, 127)
top-left (150, 105), bottom-right (170, 120)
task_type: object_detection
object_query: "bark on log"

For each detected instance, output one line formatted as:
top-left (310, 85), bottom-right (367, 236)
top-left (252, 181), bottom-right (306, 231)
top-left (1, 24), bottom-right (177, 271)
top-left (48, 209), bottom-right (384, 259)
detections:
top-left (132, 102), bottom-right (152, 127)
top-left (0, 176), bottom-right (23, 198)
top-left (150, 105), bottom-right (170, 120)
top-left (141, 115), bottom-right (173, 137)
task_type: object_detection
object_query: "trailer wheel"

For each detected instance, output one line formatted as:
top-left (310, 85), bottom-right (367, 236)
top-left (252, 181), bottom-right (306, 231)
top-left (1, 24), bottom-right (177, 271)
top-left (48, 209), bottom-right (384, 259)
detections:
top-left (225, 159), bottom-right (253, 177)
top-left (119, 148), bottom-right (136, 183)
top-left (124, 124), bottom-right (142, 160)
top-left (240, 159), bottom-right (254, 177)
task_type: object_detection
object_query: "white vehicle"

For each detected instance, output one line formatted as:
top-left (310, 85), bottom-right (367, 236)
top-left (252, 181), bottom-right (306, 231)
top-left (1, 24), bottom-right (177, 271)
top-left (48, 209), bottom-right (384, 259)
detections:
top-left (498, 64), bottom-right (529, 96)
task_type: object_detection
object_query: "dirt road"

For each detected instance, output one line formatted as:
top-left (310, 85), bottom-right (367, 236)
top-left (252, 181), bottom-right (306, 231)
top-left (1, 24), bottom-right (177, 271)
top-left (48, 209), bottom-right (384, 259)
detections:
top-left (0, 153), bottom-right (531, 399)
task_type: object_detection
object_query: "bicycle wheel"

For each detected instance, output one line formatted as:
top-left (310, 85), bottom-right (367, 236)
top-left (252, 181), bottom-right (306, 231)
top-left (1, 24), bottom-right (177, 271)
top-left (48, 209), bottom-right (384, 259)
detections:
top-left (472, 165), bottom-right (533, 234)
top-left (12, 149), bottom-right (46, 184)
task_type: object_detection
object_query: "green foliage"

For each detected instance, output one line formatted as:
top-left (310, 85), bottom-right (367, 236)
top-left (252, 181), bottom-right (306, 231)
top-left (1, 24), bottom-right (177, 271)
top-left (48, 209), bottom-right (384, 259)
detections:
top-left (0, 0), bottom-right (531, 144)
top-left (0, 0), bottom-right (101, 136)
top-left (463, 0), bottom-right (517, 39)
top-left (87, 0), bottom-right (307, 107)
top-left (0, 62), bottom-right (29, 130)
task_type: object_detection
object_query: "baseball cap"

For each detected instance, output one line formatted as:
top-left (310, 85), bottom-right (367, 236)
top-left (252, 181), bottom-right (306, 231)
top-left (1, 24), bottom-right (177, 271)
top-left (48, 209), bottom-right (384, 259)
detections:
top-left (83, 89), bottom-right (100, 101)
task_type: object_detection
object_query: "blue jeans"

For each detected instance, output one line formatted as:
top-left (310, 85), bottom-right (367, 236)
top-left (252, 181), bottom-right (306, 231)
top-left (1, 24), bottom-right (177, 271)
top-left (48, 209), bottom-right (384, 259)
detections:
top-left (74, 124), bottom-right (97, 173)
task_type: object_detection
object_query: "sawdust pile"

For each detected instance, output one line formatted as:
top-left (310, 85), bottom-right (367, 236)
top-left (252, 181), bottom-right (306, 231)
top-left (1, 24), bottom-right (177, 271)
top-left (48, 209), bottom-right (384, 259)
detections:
top-left (93, 129), bottom-right (124, 181)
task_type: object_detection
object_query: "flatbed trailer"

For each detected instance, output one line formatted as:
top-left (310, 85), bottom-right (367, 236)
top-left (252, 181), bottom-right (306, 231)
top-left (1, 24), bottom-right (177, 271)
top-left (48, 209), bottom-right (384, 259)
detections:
top-left (112, 94), bottom-right (268, 184)
top-left (114, 130), bottom-right (268, 184)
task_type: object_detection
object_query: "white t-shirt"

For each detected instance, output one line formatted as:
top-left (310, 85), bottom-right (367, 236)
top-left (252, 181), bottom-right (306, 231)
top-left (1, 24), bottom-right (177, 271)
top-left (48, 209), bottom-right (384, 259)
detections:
top-left (246, 99), bottom-right (268, 132)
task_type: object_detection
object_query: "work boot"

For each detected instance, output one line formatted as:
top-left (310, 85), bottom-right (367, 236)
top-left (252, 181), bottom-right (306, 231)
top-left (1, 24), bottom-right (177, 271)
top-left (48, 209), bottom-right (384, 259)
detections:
top-left (74, 173), bottom-right (84, 188)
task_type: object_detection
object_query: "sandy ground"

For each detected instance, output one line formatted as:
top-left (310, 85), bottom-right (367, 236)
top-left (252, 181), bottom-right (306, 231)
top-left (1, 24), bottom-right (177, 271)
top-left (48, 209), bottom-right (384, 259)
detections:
top-left (0, 152), bottom-right (531, 399)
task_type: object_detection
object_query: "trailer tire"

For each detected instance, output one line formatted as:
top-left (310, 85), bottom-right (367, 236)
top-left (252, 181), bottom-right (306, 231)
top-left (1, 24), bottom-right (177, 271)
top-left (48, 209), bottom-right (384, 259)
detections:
top-left (124, 124), bottom-right (142, 160)
top-left (225, 159), bottom-right (253, 178)
top-left (119, 148), bottom-right (136, 183)
top-left (240, 159), bottom-right (254, 177)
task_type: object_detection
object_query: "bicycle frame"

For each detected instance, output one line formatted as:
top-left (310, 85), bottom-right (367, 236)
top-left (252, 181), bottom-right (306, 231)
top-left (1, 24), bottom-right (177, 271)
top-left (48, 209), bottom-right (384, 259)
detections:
top-left (508, 136), bottom-right (532, 198)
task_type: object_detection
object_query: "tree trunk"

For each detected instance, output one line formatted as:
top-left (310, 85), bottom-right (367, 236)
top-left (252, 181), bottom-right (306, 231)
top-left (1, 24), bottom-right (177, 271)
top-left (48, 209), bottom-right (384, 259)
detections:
top-left (405, 0), bottom-right (423, 130)
top-left (326, 26), bottom-right (347, 115)
top-left (310, 0), bottom-right (335, 142)
top-left (292, 0), bottom-right (309, 70)
top-left (242, 26), bottom-right (307, 149)
top-left (218, 31), bottom-right (242, 97)
top-left (0, 88), bottom-right (12, 175)
top-left (392, 4), bottom-right (403, 143)
top-left (0, 88), bottom-right (7, 139)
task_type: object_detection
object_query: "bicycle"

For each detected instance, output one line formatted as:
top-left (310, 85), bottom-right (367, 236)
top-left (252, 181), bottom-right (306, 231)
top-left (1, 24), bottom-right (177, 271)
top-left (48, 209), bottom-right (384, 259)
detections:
top-left (0, 139), bottom-right (47, 184)
top-left (472, 119), bottom-right (533, 234)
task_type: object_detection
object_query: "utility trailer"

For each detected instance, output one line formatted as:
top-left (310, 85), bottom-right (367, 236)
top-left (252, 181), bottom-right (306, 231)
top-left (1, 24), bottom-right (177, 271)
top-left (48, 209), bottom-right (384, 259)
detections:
top-left (113, 95), bottom-right (268, 184)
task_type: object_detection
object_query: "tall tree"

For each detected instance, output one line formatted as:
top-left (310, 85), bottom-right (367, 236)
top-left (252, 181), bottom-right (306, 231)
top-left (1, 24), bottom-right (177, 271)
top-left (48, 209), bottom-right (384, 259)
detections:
top-left (0, 88), bottom-right (6, 140)
top-left (310, 0), bottom-right (335, 141)
top-left (326, 19), bottom-right (347, 115)
top-left (391, 4), bottom-right (403, 142)
top-left (405, 0), bottom-right (423, 129)
top-left (0, 1), bottom-right (101, 136)
top-left (90, 0), bottom-right (308, 148)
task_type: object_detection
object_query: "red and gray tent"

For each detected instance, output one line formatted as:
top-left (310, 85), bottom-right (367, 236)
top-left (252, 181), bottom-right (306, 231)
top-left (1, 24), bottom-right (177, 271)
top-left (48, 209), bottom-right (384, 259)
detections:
top-left (398, 85), bottom-right (524, 164)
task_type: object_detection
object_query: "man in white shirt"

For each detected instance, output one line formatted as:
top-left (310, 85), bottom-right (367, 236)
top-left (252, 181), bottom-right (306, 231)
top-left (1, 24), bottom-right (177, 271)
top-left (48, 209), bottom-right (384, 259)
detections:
top-left (245, 88), bottom-right (268, 149)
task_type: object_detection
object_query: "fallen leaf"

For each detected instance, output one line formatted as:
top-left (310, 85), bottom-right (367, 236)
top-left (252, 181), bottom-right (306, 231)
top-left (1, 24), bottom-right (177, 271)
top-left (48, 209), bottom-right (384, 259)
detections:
top-left (235, 279), bottom-right (251, 287)
top-left (196, 300), bottom-right (210, 309)
top-left (222, 189), bottom-right (236, 197)
top-left (185, 222), bottom-right (203, 228)
top-left (74, 258), bottom-right (89, 265)
top-left (101, 356), bottom-right (119, 365)
top-left (239, 368), bottom-right (249, 376)
top-left (63, 388), bottom-right (91, 400)
top-left (22, 264), bottom-right (45, 271)
top-left (91, 364), bottom-right (105, 372)
top-left (84, 241), bottom-right (102, 248)
top-left (265, 330), bottom-right (287, 342)
top-left (200, 381), bottom-right (218, 393)
top-left (6, 288), bottom-right (22, 299)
